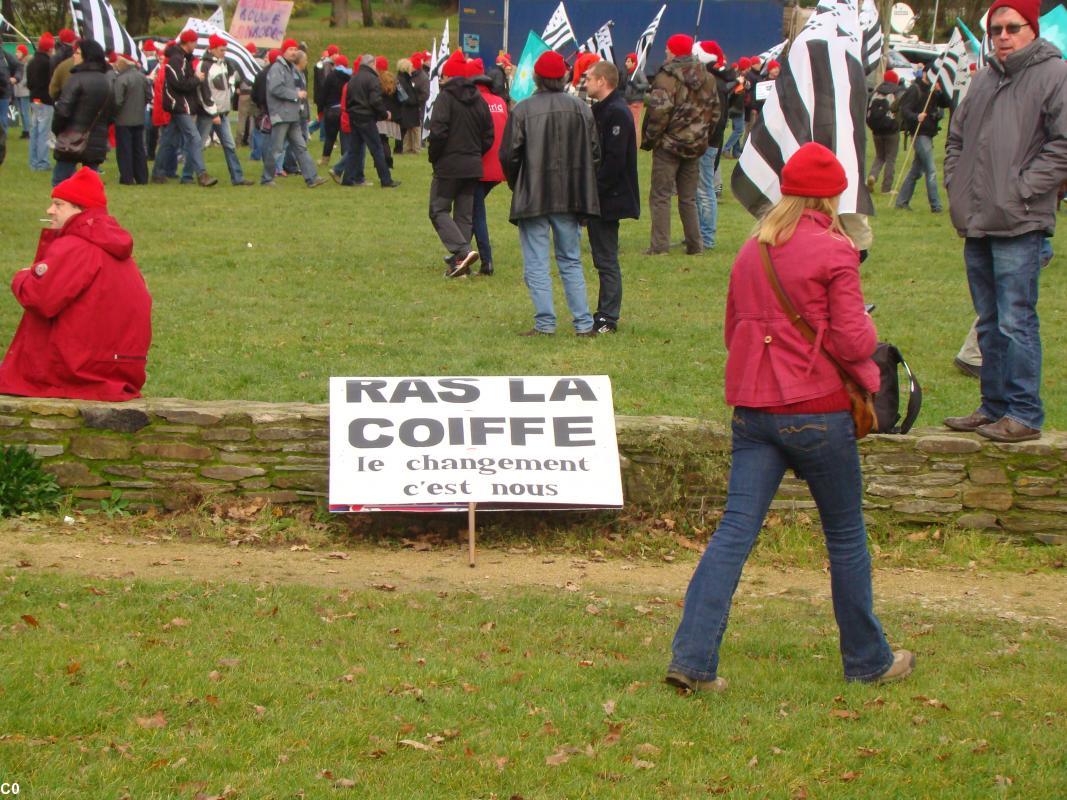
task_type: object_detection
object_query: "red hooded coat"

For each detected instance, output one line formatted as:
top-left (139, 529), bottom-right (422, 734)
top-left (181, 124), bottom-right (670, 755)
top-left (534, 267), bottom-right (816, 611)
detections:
top-left (475, 83), bottom-right (507, 183)
top-left (0, 208), bottom-right (153, 401)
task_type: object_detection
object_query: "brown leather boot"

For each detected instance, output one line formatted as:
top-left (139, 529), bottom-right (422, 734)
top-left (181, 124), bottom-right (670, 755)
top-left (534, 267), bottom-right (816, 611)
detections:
top-left (197, 172), bottom-right (218, 187)
top-left (976, 417), bottom-right (1041, 443)
top-left (943, 409), bottom-right (994, 432)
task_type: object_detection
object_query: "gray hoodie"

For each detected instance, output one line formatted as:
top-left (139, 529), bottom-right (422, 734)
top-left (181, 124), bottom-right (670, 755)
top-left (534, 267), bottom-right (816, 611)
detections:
top-left (266, 57), bottom-right (303, 123)
top-left (945, 38), bottom-right (1067, 238)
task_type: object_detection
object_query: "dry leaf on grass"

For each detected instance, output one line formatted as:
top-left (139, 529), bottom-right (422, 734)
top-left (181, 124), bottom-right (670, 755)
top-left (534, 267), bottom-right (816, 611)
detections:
top-left (632, 759), bottom-right (656, 769)
top-left (840, 771), bottom-right (861, 782)
top-left (602, 700), bottom-right (616, 716)
top-left (372, 583), bottom-right (397, 592)
top-left (20, 614), bottom-right (39, 628)
top-left (398, 739), bottom-right (434, 752)
top-left (830, 709), bottom-right (860, 720)
top-left (135, 711), bottom-right (167, 729)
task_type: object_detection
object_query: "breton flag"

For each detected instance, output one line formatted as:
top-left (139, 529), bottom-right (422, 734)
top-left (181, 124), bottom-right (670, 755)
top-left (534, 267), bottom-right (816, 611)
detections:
top-left (860, 0), bottom-right (884, 73)
top-left (181, 17), bottom-right (261, 83)
top-left (930, 27), bottom-right (968, 101)
top-left (541, 1), bottom-right (577, 51)
top-left (633, 4), bottom-right (667, 74)
top-left (578, 21), bottom-right (615, 65)
top-left (206, 5), bottom-right (225, 28)
top-left (731, 0), bottom-right (873, 217)
top-left (70, 0), bottom-right (147, 69)
top-left (957, 17), bottom-right (988, 69)
top-left (422, 19), bottom-right (451, 139)
top-left (756, 39), bottom-right (787, 73)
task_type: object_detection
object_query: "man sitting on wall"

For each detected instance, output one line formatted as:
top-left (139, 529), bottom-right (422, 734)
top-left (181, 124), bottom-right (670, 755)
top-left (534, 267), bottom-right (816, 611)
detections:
top-left (0, 167), bottom-right (153, 401)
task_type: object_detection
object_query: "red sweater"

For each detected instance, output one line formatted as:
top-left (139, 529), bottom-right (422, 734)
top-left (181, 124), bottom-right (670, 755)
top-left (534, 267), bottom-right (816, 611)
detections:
top-left (724, 210), bottom-right (879, 409)
top-left (476, 83), bottom-right (507, 183)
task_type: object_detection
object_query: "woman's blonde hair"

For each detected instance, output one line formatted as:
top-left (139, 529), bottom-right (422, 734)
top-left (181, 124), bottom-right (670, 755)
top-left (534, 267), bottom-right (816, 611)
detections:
top-left (754, 194), bottom-right (853, 247)
top-left (397, 57), bottom-right (413, 74)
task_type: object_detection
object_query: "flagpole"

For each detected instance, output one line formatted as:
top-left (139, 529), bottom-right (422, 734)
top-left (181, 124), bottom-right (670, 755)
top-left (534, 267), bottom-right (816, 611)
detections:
top-left (503, 0), bottom-right (510, 54)
top-left (695, 0), bottom-right (706, 34)
top-left (890, 86), bottom-right (938, 197)
top-left (2, 16), bottom-right (34, 46)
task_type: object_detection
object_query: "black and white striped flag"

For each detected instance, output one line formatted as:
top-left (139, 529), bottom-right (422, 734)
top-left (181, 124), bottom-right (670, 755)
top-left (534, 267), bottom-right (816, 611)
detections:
top-left (756, 39), bottom-right (787, 74)
top-left (70, 0), bottom-right (147, 69)
top-left (423, 20), bottom-right (450, 140)
top-left (930, 27), bottom-right (967, 99)
top-left (633, 3), bottom-right (666, 74)
top-left (860, 0), bottom-right (883, 73)
top-left (181, 17), bottom-right (261, 83)
top-left (541, 1), bottom-right (577, 52)
top-left (731, 0), bottom-right (873, 216)
top-left (578, 21), bottom-right (615, 65)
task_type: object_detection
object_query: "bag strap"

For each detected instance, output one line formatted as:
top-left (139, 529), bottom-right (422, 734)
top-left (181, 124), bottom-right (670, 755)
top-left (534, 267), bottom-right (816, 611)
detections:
top-left (882, 344), bottom-right (923, 434)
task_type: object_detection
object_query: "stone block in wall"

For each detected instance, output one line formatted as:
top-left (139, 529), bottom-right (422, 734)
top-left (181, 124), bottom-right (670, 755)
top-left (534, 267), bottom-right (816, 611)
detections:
top-left (255, 427), bottom-right (317, 441)
top-left (239, 477), bottom-right (271, 490)
top-left (930, 462), bottom-right (966, 472)
top-left (46, 461), bottom-right (106, 487)
top-left (26, 400), bottom-right (79, 417)
top-left (892, 499), bottom-right (963, 514)
top-left (999, 512), bottom-right (1067, 535)
top-left (956, 512), bottom-right (1000, 530)
top-left (81, 406), bottom-right (151, 433)
top-left (994, 440), bottom-right (1056, 456)
top-left (271, 472), bottom-right (328, 491)
top-left (30, 417), bottom-right (81, 430)
top-left (200, 465), bottom-right (266, 481)
top-left (156, 409), bottom-right (224, 426)
top-left (219, 452), bottom-right (282, 466)
top-left (0, 415), bottom-right (23, 427)
top-left (104, 465), bottom-right (143, 478)
top-left (867, 482), bottom-right (913, 498)
top-left (864, 452), bottom-right (928, 468)
top-left (70, 435), bottom-right (133, 460)
top-left (1015, 498), bottom-right (1067, 513)
top-left (916, 436), bottom-right (982, 455)
top-left (968, 464), bottom-right (1009, 484)
top-left (1014, 476), bottom-right (1059, 496)
top-left (201, 427), bottom-right (254, 442)
top-left (769, 499), bottom-right (817, 511)
top-left (134, 443), bottom-right (213, 460)
top-left (109, 480), bottom-right (155, 489)
top-left (144, 469), bottom-right (198, 482)
top-left (916, 487), bottom-right (960, 499)
top-left (962, 487), bottom-right (1014, 511)
top-left (72, 488), bottom-right (114, 500)
top-left (26, 444), bottom-right (64, 457)
top-left (0, 429), bottom-right (67, 443)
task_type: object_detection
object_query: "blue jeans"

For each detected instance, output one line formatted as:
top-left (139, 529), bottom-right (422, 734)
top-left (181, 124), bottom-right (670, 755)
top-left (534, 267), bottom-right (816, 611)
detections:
top-left (184, 113), bottom-right (244, 183)
top-left (152, 121), bottom-right (179, 178)
top-left (896, 134), bottom-right (941, 211)
top-left (172, 113), bottom-right (207, 176)
top-left (670, 408), bottom-right (894, 683)
top-left (472, 182), bottom-right (496, 266)
top-left (262, 120), bottom-right (319, 184)
top-left (16, 96), bottom-right (30, 131)
top-left (723, 111), bottom-right (744, 156)
top-left (52, 159), bottom-right (100, 186)
top-left (250, 124), bottom-right (266, 160)
top-left (517, 214), bottom-right (593, 334)
top-left (0, 98), bottom-right (8, 133)
top-left (696, 146), bottom-right (719, 249)
top-left (965, 233), bottom-right (1044, 430)
top-left (332, 130), bottom-right (369, 184)
top-left (29, 103), bottom-right (53, 170)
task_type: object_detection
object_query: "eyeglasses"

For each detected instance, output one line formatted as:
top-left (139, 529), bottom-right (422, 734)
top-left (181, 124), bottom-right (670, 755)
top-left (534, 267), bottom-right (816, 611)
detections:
top-left (989, 22), bottom-right (1030, 36)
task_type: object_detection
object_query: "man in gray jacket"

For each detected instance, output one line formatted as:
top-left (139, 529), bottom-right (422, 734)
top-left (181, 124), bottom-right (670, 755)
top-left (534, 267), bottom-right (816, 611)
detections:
top-left (261, 39), bottom-right (326, 188)
top-left (112, 53), bottom-right (153, 184)
top-left (943, 0), bottom-right (1067, 443)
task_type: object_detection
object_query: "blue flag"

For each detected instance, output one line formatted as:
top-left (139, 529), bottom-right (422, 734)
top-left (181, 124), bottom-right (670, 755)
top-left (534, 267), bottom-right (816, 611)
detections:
top-left (511, 31), bottom-right (551, 104)
top-left (1039, 5), bottom-right (1067, 57)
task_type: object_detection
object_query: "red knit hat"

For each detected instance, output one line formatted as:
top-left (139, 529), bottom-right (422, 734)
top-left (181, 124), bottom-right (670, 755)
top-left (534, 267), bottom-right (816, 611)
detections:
top-left (58, 28), bottom-right (76, 44)
top-left (667, 34), bottom-right (693, 57)
top-left (883, 69), bottom-right (899, 83)
top-left (781, 143), bottom-right (847, 198)
top-left (751, 56), bottom-right (763, 66)
top-left (52, 167), bottom-right (107, 209)
top-left (326, 44), bottom-right (339, 55)
top-left (208, 34), bottom-right (227, 49)
top-left (375, 55), bottom-right (388, 72)
top-left (465, 57), bottom-right (485, 78)
top-left (534, 50), bottom-right (566, 79)
top-left (738, 56), bottom-right (752, 71)
top-left (107, 51), bottom-right (118, 63)
top-left (16, 44), bottom-right (28, 55)
top-left (142, 39), bottom-right (156, 53)
top-left (442, 50), bottom-right (467, 78)
top-left (334, 54), bottom-right (349, 68)
top-left (267, 48), bottom-right (281, 64)
top-left (38, 33), bottom-right (55, 50)
top-left (280, 38), bottom-right (299, 52)
top-left (767, 59), bottom-right (780, 71)
top-left (245, 41), bottom-right (257, 53)
top-left (411, 53), bottom-right (423, 70)
top-left (179, 29), bottom-right (198, 44)
top-left (987, 0), bottom-right (1040, 35)
top-left (496, 52), bottom-right (512, 66)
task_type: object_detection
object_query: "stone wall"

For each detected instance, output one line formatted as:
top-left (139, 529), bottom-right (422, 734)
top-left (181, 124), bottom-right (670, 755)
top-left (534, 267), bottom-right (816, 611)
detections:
top-left (1, 397), bottom-right (1065, 541)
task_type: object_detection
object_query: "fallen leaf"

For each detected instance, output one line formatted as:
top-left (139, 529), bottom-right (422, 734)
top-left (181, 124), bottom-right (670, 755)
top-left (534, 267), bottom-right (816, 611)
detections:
top-left (602, 700), bottom-right (616, 716)
top-left (857, 747), bottom-right (881, 757)
top-left (578, 660), bottom-right (594, 667)
top-left (494, 756), bottom-right (509, 771)
top-left (217, 658), bottom-right (241, 668)
top-left (602, 723), bottom-right (623, 746)
top-left (542, 721), bottom-right (558, 736)
top-left (563, 581), bottom-right (580, 592)
top-left (20, 614), bottom-right (39, 628)
top-left (326, 551), bottom-right (350, 560)
top-left (840, 770), bottom-right (861, 782)
top-left (398, 739), bottom-right (434, 752)
top-left (634, 743), bottom-right (661, 756)
top-left (480, 621), bottom-right (496, 633)
top-left (545, 751), bottom-right (570, 766)
top-left (165, 617), bottom-right (190, 629)
top-left (252, 705), bottom-right (266, 717)
top-left (995, 775), bottom-right (1013, 786)
top-left (66, 661), bottom-right (81, 675)
top-left (135, 711), bottom-right (167, 729)
top-left (289, 544), bottom-right (311, 551)
top-left (632, 759), bottom-right (655, 770)
top-left (972, 739), bottom-right (990, 754)
top-left (205, 695), bottom-right (219, 706)
top-left (334, 778), bottom-right (357, 788)
top-left (830, 709), bottom-right (859, 720)
top-left (372, 583), bottom-right (397, 592)
top-left (585, 604), bottom-right (601, 616)
top-left (208, 670), bottom-right (222, 682)
top-left (748, 755), bottom-right (759, 768)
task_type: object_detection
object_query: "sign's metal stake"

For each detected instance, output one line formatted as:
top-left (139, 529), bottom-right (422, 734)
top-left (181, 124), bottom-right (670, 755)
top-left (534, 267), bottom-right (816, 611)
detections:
top-left (468, 502), bottom-right (477, 568)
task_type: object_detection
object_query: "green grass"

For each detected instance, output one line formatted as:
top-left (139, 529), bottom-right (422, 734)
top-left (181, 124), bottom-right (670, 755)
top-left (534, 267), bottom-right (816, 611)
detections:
top-left (1, 569), bottom-right (1064, 797)
top-left (1, 62), bottom-right (1064, 429)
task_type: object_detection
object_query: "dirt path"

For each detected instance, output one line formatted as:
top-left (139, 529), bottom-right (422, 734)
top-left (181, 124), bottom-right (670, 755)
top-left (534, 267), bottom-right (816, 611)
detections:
top-left (3, 525), bottom-right (1065, 627)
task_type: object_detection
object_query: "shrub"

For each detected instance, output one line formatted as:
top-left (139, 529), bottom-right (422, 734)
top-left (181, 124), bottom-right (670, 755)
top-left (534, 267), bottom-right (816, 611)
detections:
top-left (381, 13), bottom-right (411, 28)
top-left (0, 446), bottom-right (63, 517)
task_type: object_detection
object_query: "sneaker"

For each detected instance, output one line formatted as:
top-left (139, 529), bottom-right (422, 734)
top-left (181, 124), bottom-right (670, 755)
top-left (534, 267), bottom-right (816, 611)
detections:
top-left (381, 180), bottom-right (402, 189)
top-left (596, 323), bottom-right (617, 334)
top-left (197, 172), bottom-right (219, 187)
top-left (234, 179), bottom-right (254, 186)
top-left (329, 170), bottom-right (341, 185)
top-left (447, 251), bottom-right (479, 278)
top-left (575, 328), bottom-right (598, 338)
top-left (952, 357), bottom-right (980, 379)
top-left (874, 650), bottom-right (915, 684)
top-left (943, 409), bottom-right (995, 432)
top-left (261, 181), bottom-right (277, 188)
top-left (643, 248), bottom-right (669, 256)
top-left (476, 264), bottom-right (494, 277)
top-left (664, 671), bottom-right (728, 694)
top-left (518, 328), bottom-right (554, 337)
top-left (307, 176), bottom-right (328, 188)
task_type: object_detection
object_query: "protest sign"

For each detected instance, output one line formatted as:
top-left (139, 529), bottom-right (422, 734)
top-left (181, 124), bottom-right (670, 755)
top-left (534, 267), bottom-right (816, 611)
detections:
top-left (229, 0), bottom-right (292, 48)
top-left (329, 376), bottom-right (623, 510)
top-left (755, 80), bottom-right (775, 101)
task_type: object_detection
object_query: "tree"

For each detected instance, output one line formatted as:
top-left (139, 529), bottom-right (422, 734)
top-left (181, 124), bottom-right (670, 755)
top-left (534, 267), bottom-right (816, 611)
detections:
top-left (331, 0), bottom-right (348, 28)
top-left (361, 0), bottom-right (373, 27)
top-left (125, 0), bottom-right (154, 36)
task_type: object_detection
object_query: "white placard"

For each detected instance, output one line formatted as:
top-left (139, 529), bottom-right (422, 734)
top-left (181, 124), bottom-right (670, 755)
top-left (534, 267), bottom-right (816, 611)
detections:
top-left (328, 376), bottom-right (624, 510)
top-left (755, 80), bottom-right (775, 101)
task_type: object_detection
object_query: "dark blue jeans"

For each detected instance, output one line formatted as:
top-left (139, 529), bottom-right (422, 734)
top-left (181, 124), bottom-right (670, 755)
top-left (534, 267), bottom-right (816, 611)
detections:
top-left (896, 134), bottom-right (941, 211)
top-left (965, 233), bottom-right (1044, 430)
top-left (471, 181), bottom-right (496, 266)
top-left (670, 408), bottom-right (894, 683)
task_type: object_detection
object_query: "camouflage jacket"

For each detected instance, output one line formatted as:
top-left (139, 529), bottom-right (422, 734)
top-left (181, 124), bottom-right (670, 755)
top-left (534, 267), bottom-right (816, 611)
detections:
top-left (641, 55), bottom-right (720, 159)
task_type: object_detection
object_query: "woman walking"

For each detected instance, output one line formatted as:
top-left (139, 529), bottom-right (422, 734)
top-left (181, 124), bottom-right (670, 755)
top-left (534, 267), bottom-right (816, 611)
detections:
top-left (666, 143), bottom-right (914, 692)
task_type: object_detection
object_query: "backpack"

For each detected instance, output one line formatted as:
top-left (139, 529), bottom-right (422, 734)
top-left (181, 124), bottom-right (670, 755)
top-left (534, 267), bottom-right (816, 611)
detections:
top-left (866, 90), bottom-right (897, 134)
top-left (871, 343), bottom-right (922, 434)
top-left (251, 65), bottom-right (269, 111)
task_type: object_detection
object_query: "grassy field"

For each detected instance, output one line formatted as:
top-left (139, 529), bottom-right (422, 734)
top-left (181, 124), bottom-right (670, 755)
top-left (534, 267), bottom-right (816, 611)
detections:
top-left (0, 7), bottom-right (1064, 429)
top-left (1, 564), bottom-right (1064, 798)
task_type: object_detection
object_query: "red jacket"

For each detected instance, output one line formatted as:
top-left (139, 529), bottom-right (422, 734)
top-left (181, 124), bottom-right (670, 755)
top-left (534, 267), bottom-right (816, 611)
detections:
top-left (724, 210), bottom-right (879, 408)
top-left (151, 66), bottom-right (171, 127)
top-left (0, 208), bottom-right (153, 401)
top-left (476, 83), bottom-right (507, 184)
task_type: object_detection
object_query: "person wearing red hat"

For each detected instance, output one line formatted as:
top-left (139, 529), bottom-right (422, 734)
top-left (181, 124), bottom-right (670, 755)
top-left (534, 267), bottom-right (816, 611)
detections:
top-left (405, 55), bottom-right (431, 154)
top-left (188, 33), bottom-right (254, 186)
top-left (150, 34), bottom-right (219, 186)
top-left (467, 59), bottom-right (508, 276)
top-left (319, 53), bottom-right (351, 167)
top-left (864, 69), bottom-right (904, 194)
top-left (694, 41), bottom-right (732, 252)
top-left (331, 54), bottom-right (399, 187)
top-left (26, 34), bottom-right (57, 170)
top-left (0, 168), bottom-right (152, 402)
top-left (312, 46), bottom-right (337, 147)
top-left (426, 51), bottom-right (493, 277)
top-left (667, 142), bottom-right (913, 694)
top-left (621, 52), bottom-right (650, 147)
top-left (260, 39), bottom-right (327, 187)
top-left (11, 45), bottom-right (31, 142)
top-left (112, 46), bottom-right (153, 184)
top-left (643, 33), bottom-right (719, 255)
top-left (498, 50), bottom-right (599, 335)
top-left (485, 51), bottom-right (513, 105)
top-left (941, 0), bottom-right (1067, 443)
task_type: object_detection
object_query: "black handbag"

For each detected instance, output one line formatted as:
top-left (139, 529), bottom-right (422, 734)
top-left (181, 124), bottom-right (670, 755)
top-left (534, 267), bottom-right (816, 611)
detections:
top-left (54, 101), bottom-right (106, 161)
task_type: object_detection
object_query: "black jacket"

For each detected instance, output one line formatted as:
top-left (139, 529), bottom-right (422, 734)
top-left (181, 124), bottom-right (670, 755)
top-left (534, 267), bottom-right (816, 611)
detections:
top-left (163, 44), bottom-right (201, 115)
top-left (899, 79), bottom-right (949, 138)
top-left (709, 67), bottom-right (734, 149)
top-left (50, 43), bottom-right (73, 73)
top-left (346, 63), bottom-right (387, 124)
top-left (499, 88), bottom-right (601, 223)
top-left (52, 61), bottom-right (113, 164)
top-left (428, 77), bottom-right (493, 179)
top-left (486, 65), bottom-right (510, 105)
top-left (27, 50), bottom-right (54, 104)
top-left (396, 71), bottom-right (421, 129)
top-left (320, 67), bottom-right (347, 109)
top-left (0, 51), bottom-right (20, 100)
top-left (591, 89), bottom-right (639, 221)
top-left (251, 65), bottom-right (268, 111)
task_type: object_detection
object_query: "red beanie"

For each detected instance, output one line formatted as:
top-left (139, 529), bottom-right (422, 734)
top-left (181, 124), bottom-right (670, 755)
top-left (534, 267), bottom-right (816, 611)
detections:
top-left (208, 34), bottom-right (227, 49)
top-left (142, 39), bottom-right (156, 53)
top-left (442, 50), bottom-right (467, 78)
top-left (179, 29), bottom-right (198, 44)
top-left (767, 59), bottom-right (780, 71)
top-left (738, 56), bottom-right (752, 71)
top-left (411, 53), bottom-right (423, 70)
top-left (496, 52), bottom-right (512, 66)
top-left (667, 34), bottom-right (693, 57)
top-left (267, 48), bottom-right (281, 64)
top-left (107, 51), bottom-right (118, 64)
top-left (245, 41), bottom-right (257, 54)
top-left (883, 69), bottom-right (899, 84)
top-left (280, 38), bottom-right (299, 51)
top-left (375, 55), bottom-right (388, 72)
top-left (52, 167), bottom-right (107, 210)
top-left (334, 54), bottom-right (349, 68)
top-left (465, 57), bottom-right (485, 78)
top-left (751, 56), bottom-right (763, 66)
top-left (326, 44), bottom-right (339, 55)
top-left (58, 28), bottom-right (76, 44)
top-left (17, 44), bottom-right (28, 55)
top-left (534, 50), bottom-right (566, 79)
top-left (38, 33), bottom-right (55, 50)
top-left (987, 0), bottom-right (1040, 35)
top-left (781, 143), bottom-right (847, 198)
